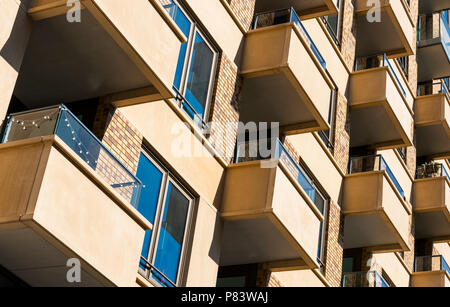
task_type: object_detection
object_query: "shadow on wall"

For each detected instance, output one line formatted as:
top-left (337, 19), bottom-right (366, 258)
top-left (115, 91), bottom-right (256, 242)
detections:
top-left (1, 0), bottom-right (32, 72)
top-left (179, 169), bottom-right (226, 286)
top-left (0, 0), bottom-right (33, 126)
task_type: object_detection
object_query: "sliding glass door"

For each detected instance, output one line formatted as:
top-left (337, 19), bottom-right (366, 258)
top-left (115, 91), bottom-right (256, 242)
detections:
top-left (136, 151), bottom-right (193, 286)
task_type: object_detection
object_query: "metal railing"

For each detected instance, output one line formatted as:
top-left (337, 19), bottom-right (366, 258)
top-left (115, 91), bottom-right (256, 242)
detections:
top-left (383, 54), bottom-right (407, 97)
top-left (416, 163), bottom-right (450, 181)
top-left (1, 105), bottom-right (142, 207)
top-left (417, 78), bottom-right (450, 101)
top-left (172, 86), bottom-right (209, 131)
top-left (253, 7), bottom-right (326, 70)
top-left (342, 271), bottom-right (390, 287)
top-left (418, 11), bottom-right (450, 61)
top-left (415, 255), bottom-right (450, 276)
top-left (139, 256), bottom-right (176, 287)
top-left (235, 138), bottom-right (326, 214)
top-left (349, 154), bottom-right (405, 199)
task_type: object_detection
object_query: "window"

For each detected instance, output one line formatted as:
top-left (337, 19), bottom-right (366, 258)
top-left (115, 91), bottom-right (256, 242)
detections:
top-left (164, 0), bottom-right (218, 123)
top-left (318, 88), bottom-right (337, 153)
top-left (136, 150), bottom-right (194, 287)
top-left (321, 0), bottom-right (343, 47)
top-left (396, 56), bottom-right (409, 80)
top-left (216, 264), bottom-right (258, 287)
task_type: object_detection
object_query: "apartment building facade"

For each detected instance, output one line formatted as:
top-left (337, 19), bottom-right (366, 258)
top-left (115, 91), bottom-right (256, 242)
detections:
top-left (0, 0), bottom-right (448, 287)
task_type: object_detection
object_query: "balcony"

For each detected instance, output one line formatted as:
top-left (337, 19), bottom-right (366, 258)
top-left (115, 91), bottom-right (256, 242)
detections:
top-left (412, 255), bottom-right (450, 287)
top-left (0, 106), bottom-right (149, 286)
top-left (413, 163), bottom-right (450, 240)
top-left (355, 0), bottom-right (414, 57)
top-left (349, 56), bottom-right (413, 149)
top-left (342, 155), bottom-right (411, 252)
top-left (220, 139), bottom-right (325, 270)
top-left (254, 0), bottom-right (339, 19)
top-left (415, 81), bottom-right (450, 159)
top-left (240, 8), bottom-right (333, 134)
top-left (16, 0), bottom-right (184, 108)
top-left (417, 12), bottom-right (450, 82)
top-left (419, 1), bottom-right (450, 14)
top-left (342, 271), bottom-right (390, 287)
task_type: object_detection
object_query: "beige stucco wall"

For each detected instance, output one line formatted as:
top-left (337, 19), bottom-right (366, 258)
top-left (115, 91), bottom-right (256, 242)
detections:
top-left (302, 18), bottom-right (350, 91)
top-left (434, 243), bottom-right (450, 263)
top-left (272, 166), bottom-right (321, 264)
top-left (273, 269), bottom-right (326, 287)
top-left (380, 149), bottom-right (413, 202)
top-left (286, 133), bottom-right (343, 202)
top-left (184, 0), bottom-right (243, 62)
top-left (0, 0), bottom-right (32, 123)
top-left (381, 173), bottom-right (411, 250)
top-left (413, 177), bottom-right (449, 212)
top-left (415, 94), bottom-right (448, 125)
top-left (373, 253), bottom-right (410, 287)
top-left (118, 100), bottom-right (225, 208)
top-left (411, 271), bottom-right (449, 287)
top-left (184, 198), bottom-right (222, 286)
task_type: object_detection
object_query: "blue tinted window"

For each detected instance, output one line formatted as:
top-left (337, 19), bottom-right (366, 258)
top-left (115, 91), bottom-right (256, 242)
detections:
top-left (135, 153), bottom-right (163, 264)
top-left (167, 1), bottom-right (192, 90)
top-left (184, 33), bottom-right (215, 117)
top-left (153, 182), bottom-right (190, 285)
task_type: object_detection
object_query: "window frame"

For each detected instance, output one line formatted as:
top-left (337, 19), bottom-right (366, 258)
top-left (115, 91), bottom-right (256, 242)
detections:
top-left (170, 0), bottom-right (219, 123)
top-left (137, 149), bottom-right (195, 287)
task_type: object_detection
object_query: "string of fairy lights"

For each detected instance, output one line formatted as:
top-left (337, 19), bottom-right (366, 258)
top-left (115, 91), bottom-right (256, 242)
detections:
top-left (8, 107), bottom-right (140, 190)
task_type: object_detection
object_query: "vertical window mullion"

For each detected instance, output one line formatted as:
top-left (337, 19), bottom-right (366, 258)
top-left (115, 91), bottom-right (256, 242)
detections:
top-left (172, 179), bottom-right (194, 285)
top-left (148, 172), bottom-right (170, 267)
top-left (180, 25), bottom-right (197, 97)
top-left (198, 32), bottom-right (218, 122)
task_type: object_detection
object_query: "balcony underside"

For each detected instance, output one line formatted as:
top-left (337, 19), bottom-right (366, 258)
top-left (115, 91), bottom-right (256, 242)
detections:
top-left (18, 0), bottom-right (182, 109)
top-left (240, 71), bottom-right (327, 132)
top-left (416, 124), bottom-right (450, 158)
top-left (419, 0), bottom-right (450, 14)
top-left (221, 217), bottom-right (309, 268)
top-left (350, 104), bottom-right (411, 149)
top-left (15, 10), bottom-right (149, 108)
top-left (415, 211), bottom-right (450, 240)
top-left (417, 42), bottom-right (450, 82)
top-left (343, 213), bottom-right (406, 251)
top-left (355, 9), bottom-right (413, 57)
top-left (255, 0), bottom-right (338, 19)
top-left (0, 225), bottom-right (104, 287)
top-left (220, 161), bottom-right (322, 270)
